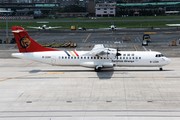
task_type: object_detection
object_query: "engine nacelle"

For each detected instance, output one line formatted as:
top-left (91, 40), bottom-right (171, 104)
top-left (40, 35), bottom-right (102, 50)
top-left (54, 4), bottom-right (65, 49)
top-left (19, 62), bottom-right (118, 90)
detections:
top-left (102, 63), bottom-right (115, 68)
top-left (80, 62), bottom-right (95, 68)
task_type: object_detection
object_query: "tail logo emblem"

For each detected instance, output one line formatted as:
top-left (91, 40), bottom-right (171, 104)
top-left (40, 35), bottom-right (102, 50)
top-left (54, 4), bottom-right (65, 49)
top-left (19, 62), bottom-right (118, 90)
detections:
top-left (19, 37), bottom-right (31, 49)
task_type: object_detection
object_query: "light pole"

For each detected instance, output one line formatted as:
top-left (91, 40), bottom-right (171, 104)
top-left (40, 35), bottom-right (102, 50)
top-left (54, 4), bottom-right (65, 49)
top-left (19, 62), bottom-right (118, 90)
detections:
top-left (6, 16), bottom-right (9, 44)
top-left (0, 9), bottom-right (13, 44)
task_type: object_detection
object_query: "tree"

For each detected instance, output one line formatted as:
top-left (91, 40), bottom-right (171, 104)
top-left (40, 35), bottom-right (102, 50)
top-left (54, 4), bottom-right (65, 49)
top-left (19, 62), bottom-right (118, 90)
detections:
top-left (116, 0), bottom-right (126, 3)
top-left (150, 0), bottom-right (160, 2)
top-left (59, 5), bottom-right (86, 13)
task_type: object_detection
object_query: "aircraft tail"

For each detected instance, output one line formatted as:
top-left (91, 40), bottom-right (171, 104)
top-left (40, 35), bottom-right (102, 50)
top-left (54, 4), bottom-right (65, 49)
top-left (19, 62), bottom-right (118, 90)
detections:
top-left (12, 26), bottom-right (60, 53)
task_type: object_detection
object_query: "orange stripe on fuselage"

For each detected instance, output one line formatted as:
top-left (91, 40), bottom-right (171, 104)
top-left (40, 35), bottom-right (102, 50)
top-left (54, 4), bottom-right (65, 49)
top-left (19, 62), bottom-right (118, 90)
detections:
top-left (69, 51), bottom-right (75, 56)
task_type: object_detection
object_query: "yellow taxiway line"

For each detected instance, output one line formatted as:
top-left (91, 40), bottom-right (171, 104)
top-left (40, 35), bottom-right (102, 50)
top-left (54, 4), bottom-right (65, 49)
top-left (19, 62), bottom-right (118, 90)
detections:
top-left (134, 45), bottom-right (138, 51)
top-left (144, 32), bottom-right (157, 34)
top-left (84, 34), bottom-right (91, 43)
top-left (0, 73), bottom-right (45, 82)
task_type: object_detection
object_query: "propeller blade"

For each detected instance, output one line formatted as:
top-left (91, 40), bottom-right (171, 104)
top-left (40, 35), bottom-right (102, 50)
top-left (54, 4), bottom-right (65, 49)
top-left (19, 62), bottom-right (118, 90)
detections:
top-left (116, 47), bottom-right (121, 59)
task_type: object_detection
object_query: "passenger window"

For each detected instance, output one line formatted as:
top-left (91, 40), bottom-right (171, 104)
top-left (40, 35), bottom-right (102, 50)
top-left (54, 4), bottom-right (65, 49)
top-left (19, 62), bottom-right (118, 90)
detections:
top-left (126, 57), bottom-right (128, 59)
top-left (91, 57), bottom-right (93, 59)
top-left (136, 57), bottom-right (138, 59)
top-left (81, 57), bottom-right (83, 59)
top-left (139, 57), bottom-right (141, 59)
top-left (65, 57), bottom-right (67, 59)
top-left (87, 57), bottom-right (89, 59)
top-left (71, 57), bottom-right (73, 59)
top-left (84, 57), bottom-right (86, 59)
top-left (123, 57), bottom-right (125, 59)
top-left (68, 57), bottom-right (70, 59)
top-left (120, 57), bottom-right (122, 59)
top-left (94, 57), bottom-right (96, 59)
top-left (77, 57), bottom-right (79, 59)
top-left (132, 57), bottom-right (134, 59)
top-left (97, 57), bottom-right (99, 59)
top-left (74, 57), bottom-right (76, 59)
top-left (129, 57), bottom-right (131, 59)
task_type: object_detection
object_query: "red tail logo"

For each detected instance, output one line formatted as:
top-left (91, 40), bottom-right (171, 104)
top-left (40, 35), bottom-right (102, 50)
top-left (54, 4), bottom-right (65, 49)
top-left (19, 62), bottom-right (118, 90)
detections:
top-left (12, 26), bottom-right (60, 53)
top-left (19, 37), bottom-right (31, 49)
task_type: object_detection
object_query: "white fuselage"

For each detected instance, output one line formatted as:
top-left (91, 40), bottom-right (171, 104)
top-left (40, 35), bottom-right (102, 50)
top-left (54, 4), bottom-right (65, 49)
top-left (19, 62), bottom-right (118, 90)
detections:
top-left (12, 51), bottom-right (171, 68)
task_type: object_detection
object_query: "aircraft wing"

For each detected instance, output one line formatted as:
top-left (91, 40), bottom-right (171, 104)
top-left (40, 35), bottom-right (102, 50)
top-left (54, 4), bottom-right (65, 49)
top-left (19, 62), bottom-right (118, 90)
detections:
top-left (92, 44), bottom-right (105, 51)
top-left (99, 27), bottom-right (125, 30)
top-left (89, 44), bottom-right (106, 57)
top-left (27, 26), bottom-right (42, 29)
top-left (116, 28), bottom-right (125, 29)
top-left (46, 26), bottom-right (62, 29)
top-left (166, 24), bottom-right (180, 26)
top-left (89, 44), bottom-right (117, 58)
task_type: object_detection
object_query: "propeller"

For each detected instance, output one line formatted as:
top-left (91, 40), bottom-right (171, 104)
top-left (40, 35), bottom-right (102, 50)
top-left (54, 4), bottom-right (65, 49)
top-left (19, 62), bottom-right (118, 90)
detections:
top-left (106, 48), bottom-right (110, 58)
top-left (116, 48), bottom-right (121, 59)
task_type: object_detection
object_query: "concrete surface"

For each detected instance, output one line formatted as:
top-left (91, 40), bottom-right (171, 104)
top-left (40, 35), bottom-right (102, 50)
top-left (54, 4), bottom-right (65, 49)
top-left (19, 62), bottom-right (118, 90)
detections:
top-left (0, 58), bottom-right (180, 120)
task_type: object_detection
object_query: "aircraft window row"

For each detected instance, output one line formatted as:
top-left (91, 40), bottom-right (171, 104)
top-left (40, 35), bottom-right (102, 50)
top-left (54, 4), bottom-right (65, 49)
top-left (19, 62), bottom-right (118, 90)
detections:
top-left (59, 56), bottom-right (142, 60)
top-left (155, 54), bottom-right (164, 57)
top-left (59, 56), bottom-right (111, 60)
top-left (123, 54), bottom-right (135, 56)
top-left (120, 57), bottom-right (141, 60)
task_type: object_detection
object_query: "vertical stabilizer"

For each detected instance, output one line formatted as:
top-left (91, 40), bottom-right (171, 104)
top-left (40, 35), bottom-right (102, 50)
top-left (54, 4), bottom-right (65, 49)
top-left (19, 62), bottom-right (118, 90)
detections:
top-left (12, 26), bottom-right (59, 53)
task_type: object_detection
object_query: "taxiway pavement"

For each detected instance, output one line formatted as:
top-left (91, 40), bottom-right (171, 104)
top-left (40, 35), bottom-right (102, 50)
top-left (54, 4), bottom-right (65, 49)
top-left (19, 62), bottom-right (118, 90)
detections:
top-left (0, 58), bottom-right (180, 120)
top-left (0, 29), bottom-right (180, 120)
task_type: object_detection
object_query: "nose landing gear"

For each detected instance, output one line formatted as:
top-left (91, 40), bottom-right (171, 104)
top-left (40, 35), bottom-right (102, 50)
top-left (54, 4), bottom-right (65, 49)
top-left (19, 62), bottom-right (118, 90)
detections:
top-left (159, 67), bottom-right (163, 71)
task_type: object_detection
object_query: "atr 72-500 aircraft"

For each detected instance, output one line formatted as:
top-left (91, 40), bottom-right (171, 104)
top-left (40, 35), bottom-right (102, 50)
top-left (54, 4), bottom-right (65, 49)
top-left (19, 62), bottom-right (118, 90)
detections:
top-left (12, 26), bottom-right (171, 72)
top-left (28, 24), bottom-right (61, 31)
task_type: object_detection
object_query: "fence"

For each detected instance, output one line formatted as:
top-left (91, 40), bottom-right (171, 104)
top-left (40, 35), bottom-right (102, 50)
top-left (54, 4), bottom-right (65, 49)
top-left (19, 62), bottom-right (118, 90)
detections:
top-left (0, 16), bottom-right (34, 19)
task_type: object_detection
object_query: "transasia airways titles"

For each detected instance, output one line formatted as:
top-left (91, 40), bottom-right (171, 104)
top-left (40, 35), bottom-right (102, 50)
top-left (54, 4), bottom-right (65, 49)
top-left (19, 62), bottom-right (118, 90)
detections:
top-left (12, 26), bottom-right (171, 72)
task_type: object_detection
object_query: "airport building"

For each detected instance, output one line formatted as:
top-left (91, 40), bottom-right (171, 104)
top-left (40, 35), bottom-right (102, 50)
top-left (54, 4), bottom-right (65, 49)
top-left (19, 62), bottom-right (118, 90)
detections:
top-left (95, 3), bottom-right (116, 17)
top-left (0, 0), bottom-right (180, 17)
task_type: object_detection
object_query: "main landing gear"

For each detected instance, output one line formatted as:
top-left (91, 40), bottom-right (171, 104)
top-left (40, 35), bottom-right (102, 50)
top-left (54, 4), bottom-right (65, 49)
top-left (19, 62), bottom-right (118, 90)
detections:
top-left (95, 66), bottom-right (102, 72)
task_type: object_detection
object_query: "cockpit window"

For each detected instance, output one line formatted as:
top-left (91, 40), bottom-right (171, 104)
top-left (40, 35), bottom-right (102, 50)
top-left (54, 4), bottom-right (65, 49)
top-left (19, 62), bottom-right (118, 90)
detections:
top-left (155, 54), bottom-right (164, 57)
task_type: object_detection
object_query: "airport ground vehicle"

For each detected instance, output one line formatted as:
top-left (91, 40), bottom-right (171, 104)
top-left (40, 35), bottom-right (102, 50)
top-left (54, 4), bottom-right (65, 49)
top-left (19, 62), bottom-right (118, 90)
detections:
top-left (28, 25), bottom-right (61, 31)
top-left (143, 34), bottom-right (151, 42)
top-left (71, 26), bottom-right (76, 30)
top-left (142, 40), bottom-right (148, 46)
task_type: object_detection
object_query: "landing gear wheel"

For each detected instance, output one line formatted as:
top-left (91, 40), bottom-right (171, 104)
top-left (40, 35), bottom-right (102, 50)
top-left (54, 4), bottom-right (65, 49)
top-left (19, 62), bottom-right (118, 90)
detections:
top-left (159, 68), bottom-right (163, 71)
top-left (95, 67), bottom-right (101, 72)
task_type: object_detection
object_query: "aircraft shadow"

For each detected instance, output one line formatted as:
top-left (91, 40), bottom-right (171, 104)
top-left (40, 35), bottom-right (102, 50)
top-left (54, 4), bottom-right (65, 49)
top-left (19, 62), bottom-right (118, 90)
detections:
top-left (29, 69), bottom-right (173, 73)
top-left (29, 69), bottom-right (173, 80)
